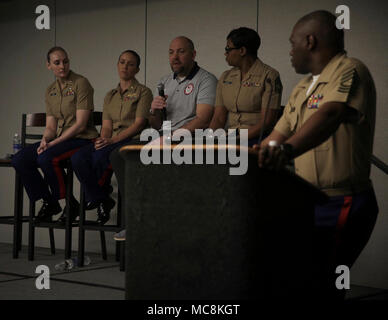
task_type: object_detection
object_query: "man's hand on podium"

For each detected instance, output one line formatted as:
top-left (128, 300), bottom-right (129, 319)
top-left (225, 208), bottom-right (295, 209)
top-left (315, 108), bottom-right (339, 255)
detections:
top-left (253, 140), bottom-right (293, 171)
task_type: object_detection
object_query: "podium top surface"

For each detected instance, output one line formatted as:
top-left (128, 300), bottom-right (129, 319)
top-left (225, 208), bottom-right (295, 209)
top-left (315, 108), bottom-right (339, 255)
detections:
top-left (120, 143), bottom-right (257, 154)
top-left (119, 143), bottom-right (328, 205)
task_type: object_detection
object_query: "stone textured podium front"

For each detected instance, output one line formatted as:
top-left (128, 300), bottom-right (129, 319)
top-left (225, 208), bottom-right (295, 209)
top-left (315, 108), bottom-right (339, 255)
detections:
top-left (120, 145), bottom-right (327, 300)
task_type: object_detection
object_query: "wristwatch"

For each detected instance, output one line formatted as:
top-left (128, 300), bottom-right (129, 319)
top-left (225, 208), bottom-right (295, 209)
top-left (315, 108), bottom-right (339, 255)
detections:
top-left (279, 143), bottom-right (294, 162)
top-left (149, 108), bottom-right (155, 115)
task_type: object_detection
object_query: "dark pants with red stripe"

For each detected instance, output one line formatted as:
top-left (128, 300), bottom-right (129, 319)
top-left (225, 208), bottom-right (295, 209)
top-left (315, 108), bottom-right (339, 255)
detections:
top-left (313, 187), bottom-right (378, 302)
top-left (71, 137), bottom-right (133, 204)
top-left (11, 139), bottom-right (91, 201)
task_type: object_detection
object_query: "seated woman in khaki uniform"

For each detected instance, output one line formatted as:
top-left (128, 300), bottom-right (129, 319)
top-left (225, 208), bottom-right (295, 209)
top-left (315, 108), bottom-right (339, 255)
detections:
top-left (209, 27), bottom-right (283, 146)
top-left (71, 50), bottom-right (152, 225)
top-left (12, 46), bottom-right (98, 224)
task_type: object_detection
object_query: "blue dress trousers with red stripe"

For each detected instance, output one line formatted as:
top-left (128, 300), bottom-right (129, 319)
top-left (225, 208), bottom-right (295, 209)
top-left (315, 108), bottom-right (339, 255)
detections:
top-left (70, 137), bottom-right (133, 204)
top-left (313, 187), bottom-right (378, 299)
top-left (11, 139), bottom-right (91, 201)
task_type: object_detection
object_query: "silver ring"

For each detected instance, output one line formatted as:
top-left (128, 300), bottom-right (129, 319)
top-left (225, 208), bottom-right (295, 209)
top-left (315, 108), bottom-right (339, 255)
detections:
top-left (268, 140), bottom-right (278, 147)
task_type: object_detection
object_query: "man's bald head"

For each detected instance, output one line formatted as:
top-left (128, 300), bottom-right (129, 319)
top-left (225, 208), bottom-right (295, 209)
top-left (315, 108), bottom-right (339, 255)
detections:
top-left (289, 10), bottom-right (345, 74)
top-left (295, 10), bottom-right (344, 53)
top-left (169, 36), bottom-right (196, 76)
top-left (170, 36), bottom-right (195, 52)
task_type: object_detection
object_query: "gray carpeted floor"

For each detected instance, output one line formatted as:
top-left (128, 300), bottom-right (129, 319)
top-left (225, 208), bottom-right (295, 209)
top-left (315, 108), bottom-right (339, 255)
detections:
top-left (0, 243), bottom-right (125, 300)
top-left (0, 242), bottom-right (387, 301)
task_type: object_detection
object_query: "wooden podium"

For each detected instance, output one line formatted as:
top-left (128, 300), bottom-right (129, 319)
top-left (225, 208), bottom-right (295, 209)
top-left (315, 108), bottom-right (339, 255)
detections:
top-left (119, 144), bottom-right (327, 300)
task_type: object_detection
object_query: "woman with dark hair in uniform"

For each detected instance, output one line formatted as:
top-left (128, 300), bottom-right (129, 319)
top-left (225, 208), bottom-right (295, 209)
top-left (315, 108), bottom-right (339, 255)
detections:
top-left (71, 50), bottom-right (152, 224)
top-left (209, 27), bottom-right (283, 146)
top-left (12, 46), bottom-right (98, 223)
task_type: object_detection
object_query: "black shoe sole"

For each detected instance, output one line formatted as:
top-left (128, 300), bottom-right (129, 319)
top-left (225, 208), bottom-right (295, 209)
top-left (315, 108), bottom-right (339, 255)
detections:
top-left (34, 216), bottom-right (53, 223)
top-left (57, 204), bottom-right (80, 224)
top-left (97, 215), bottom-right (110, 225)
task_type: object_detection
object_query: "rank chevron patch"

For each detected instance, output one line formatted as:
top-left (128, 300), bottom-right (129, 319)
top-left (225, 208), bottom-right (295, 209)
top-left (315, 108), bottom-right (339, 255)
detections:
top-left (338, 68), bottom-right (355, 93)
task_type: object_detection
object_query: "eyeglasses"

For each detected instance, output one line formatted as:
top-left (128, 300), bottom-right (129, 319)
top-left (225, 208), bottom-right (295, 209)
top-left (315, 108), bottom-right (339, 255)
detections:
top-left (225, 46), bottom-right (241, 53)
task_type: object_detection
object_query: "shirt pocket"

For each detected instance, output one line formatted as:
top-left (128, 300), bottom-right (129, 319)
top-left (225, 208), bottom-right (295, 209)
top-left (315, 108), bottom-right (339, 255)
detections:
top-left (61, 99), bottom-right (77, 125)
top-left (63, 95), bottom-right (76, 108)
top-left (288, 108), bottom-right (298, 133)
top-left (113, 121), bottom-right (123, 132)
top-left (123, 98), bottom-right (138, 120)
top-left (238, 82), bottom-right (264, 113)
top-left (303, 107), bottom-right (331, 151)
top-left (46, 95), bottom-right (61, 118)
top-left (315, 136), bottom-right (331, 151)
top-left (250, 85), bottom-right (265, 112)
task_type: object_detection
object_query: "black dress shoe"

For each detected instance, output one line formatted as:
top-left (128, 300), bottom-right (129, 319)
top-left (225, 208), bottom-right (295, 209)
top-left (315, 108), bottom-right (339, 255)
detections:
top-left (86, 185), bottom-right (114, 210)
top-left (85, 200), bottom-right (99, 211)
top-left (57, 198), bottom-right (80, 224)
top-left (96, 197), bottom-right (115, 225)
top-left (35, 200), bottom-right (62, 223)
top-left (104, 184), bottom-right (114, 196)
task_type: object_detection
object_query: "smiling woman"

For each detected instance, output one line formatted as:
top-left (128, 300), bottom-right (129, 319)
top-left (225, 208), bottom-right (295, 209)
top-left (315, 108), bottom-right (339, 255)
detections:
top-left (11, 46), bottom-right (98, 224)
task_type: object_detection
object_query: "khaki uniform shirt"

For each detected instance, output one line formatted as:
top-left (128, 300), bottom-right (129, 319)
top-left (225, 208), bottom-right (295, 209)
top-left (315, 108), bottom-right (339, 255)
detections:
top-left (215, 58), bottom-right (282, 130)
top-left (275, 53), bottom-right (376, 196)
top-left (45, 71), bottom-right (98, 139)
top-left (102, 79), bottom-right (153, 139)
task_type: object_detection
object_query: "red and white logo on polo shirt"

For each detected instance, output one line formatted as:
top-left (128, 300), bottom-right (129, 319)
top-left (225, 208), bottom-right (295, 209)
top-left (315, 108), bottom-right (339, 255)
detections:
top-left (184, 83), bottom-right (194, 95)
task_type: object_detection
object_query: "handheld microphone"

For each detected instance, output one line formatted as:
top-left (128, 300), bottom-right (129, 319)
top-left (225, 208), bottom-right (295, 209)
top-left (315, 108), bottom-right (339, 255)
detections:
top-left (157, 83), bottom-right (167, 121)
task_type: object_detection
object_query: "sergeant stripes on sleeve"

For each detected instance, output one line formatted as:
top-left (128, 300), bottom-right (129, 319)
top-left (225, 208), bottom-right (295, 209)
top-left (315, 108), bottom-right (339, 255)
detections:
top-left (338, 68), bottom-right (355, 93)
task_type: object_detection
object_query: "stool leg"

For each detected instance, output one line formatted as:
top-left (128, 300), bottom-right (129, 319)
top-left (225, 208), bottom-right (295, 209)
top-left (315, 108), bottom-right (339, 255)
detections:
top-left (100, 231), bottom-right (107, 260)
top-left (116, 190), bottom-right (125, 264)
top-left (119, 242), bottom-right (125, 272)
top-left (13, 173), bottom-right (22, 259)
top-left (28, 200), bottom-right (35, 261)
top-left (115, 241), bottom-right (120, 262)
top-left (17, 178), bottom-right (24, 252)
top-left (64, 166), bottom-right (73, 260)
top-left (77, 186), bottom-right (86, 267)
top-left (115, 191), bottom-right (122, 262)
top-left (49, 228), bottom-right (55, 255)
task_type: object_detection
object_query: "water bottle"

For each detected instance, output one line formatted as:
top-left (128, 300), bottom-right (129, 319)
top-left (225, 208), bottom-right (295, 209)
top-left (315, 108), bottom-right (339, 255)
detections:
top-left (54, 256), bottom-right (91, 271)
top-left (13, 133), bottom-right (21, 154)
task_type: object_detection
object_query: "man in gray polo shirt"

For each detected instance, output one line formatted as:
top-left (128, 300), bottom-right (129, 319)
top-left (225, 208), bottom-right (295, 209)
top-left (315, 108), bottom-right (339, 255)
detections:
top-left (110, 36), bottom-right (217, 241)
top-left (149, 36), bottom-right (217, 135)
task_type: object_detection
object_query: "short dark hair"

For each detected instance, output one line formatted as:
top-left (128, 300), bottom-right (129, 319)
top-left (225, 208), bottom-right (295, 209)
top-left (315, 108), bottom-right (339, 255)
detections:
top-left (46, 46), bottom-right (68, 62)
top-left (297, 10), bottom-right (344, 52)
top-left (227, 27), bottom-right (261, 57)
top-left (119, 50), bottom-right (141, 68)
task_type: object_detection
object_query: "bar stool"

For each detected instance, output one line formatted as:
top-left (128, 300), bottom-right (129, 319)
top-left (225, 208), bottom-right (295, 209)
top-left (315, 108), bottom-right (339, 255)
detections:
top-left (77, 184), bottom-right (125, 270)
top-left (27, 112), bottom-right (107, 261)
top-left (0, 158), bottom-right (25, 258)
top-left (2, 113), bottom-right (56, 258)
